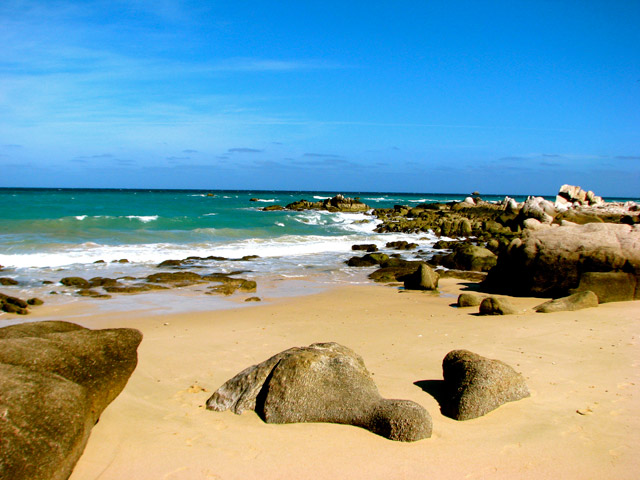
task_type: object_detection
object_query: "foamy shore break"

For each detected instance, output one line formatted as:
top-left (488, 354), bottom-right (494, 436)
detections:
top-left (1, 184), bottom-right (639, 479)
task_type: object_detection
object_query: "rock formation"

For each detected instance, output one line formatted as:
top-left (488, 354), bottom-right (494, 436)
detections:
top-left (206, 342), bottom-right (432, 442)
top-left (484, 223), bottom-right (640, 298)
top-left (281, 195), bottom-right (370, 213)
top-left (403, 263), bottom-right (439, 290)
top-left (0, 321), bottom-right (142, 480)
top-left (441, 349), bottom-right (530, 420)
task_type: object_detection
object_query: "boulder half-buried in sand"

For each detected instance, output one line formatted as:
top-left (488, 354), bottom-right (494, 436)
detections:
top-left (206, 342), bottom-right (432, 442)
top-left (441, 349), bottom-right (530, 421)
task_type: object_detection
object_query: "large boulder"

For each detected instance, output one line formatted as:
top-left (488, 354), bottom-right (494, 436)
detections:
top-left (478, 297), bottom-right (518, 315)
top-left (206, 342), bottom-right (432, 442)
top-left (0, 321), bottom-right (142, 480)
top-left (484, 223), bottom-right (640, 298)
top-left (534, 290), bottom-right (599, 313)
top-left (441, 350), bottom-right (530, 420)
top-left (571, 272), bottom-right (639, 303)
top-left (403, 263), bottom-right (439, 290)
top-left (457, 292), bottom-right (484, 307)
top-left (520, 196), bottom-right (556, 223)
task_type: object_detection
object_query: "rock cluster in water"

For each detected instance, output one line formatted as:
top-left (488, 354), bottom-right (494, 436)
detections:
top-left (263, 194), bottom-right (370, 212)
top-left (339, 185), bottom-right (639, 303)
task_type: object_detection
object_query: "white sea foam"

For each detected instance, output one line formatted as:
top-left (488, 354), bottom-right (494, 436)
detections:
top-left (125, 215), bottom-right (158, 223)
top-left (75, 215), bottom-right (87, 221)
top-left (203, 213), bottom-right (217, 216)
top-left (255, 198), bottom-right (276, 202)
top-left (0, 228), bottom-right (435, 270)
top-left (313, 195), bottom-right (331, 200)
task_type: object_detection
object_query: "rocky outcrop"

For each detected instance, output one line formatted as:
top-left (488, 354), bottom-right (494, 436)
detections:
top-left (534, 291), bottom-right (599, 313)
top-left (441, 349), bottom-right (530, 420)
top-left (403, 263), bottom-right (439, 291)
top-left (556, 184), bottom-right (604, 207)
top-left (206, 342), bottom-right (432, 442)
top-left (484, 223), bottom-right (640, 298)
top-left (0, 321), bottom-right (142, 480)
top-left (284, 195), bottom-right (370, 213)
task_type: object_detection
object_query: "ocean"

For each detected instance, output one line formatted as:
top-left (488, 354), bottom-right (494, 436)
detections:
top-left (1, 188), bottom-right (636, 312)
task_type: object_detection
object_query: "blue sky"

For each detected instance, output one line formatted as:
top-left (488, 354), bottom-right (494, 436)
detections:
top-left (1, 1), bottom-right (638, 196)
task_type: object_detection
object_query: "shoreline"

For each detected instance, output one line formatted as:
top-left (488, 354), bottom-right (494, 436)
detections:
top-left (22, 278), bottom-right (636, 479)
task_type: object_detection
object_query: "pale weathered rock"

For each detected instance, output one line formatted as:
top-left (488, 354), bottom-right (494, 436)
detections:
top-left (521, 196), bottom-right (556, 223)
top-left (441, 349), bottom-right (530, 420)
top-left (206, 342), bottom-right (432, 442)
top-left (534, 290), bottom-right (599, 313)
top-left (478, 296), bottom-right (518, 315)
top-left (0, 321), bottom-right (142, 480)
top-left (404, 263), bottom-right (439, 290)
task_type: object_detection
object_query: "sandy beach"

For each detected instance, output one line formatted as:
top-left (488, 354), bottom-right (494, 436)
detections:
top-left (18, 278), bottom-right (638, 479)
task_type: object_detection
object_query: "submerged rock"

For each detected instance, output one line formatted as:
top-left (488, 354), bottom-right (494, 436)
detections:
top-left (60, 277), bottom-right (91, 289)
top-left (206, 342), bottom-right (432, 442)
top-left (0, 321), bottom-right (142, 480)
top-left (441, 349), bottom-right (530, 420)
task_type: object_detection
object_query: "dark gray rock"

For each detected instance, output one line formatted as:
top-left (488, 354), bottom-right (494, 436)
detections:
top-left (352, 244), bottom-right (378, 252)
top-left (403, 263), bottom-right (439, 291)
top-left (534, 290), bottom-right (599, 313)
top-left (206, 342), bottom-right (432, 442)
top-left (441, 349), bottom-right (530, 420)
top-left (0, 321), bottom-right (142, 480)
top-left (478, 297), bottom-right (517, 315)
top-left (60, 277), bottom-right (91, 289)
top-left (346, 253), bottom-right (390, 267)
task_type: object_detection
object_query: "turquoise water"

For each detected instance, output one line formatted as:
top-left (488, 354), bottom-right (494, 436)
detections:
top-left (0, 188), bottom-right (637, 307)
